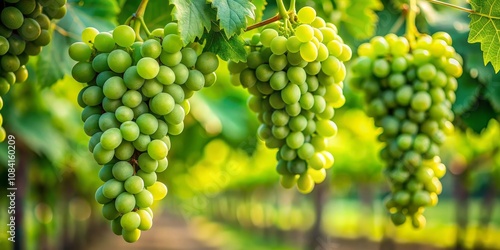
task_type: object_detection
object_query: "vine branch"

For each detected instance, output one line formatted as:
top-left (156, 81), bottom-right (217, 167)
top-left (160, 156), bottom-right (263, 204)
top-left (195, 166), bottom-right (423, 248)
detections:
top-left (405, 0), bottom-right (419, 46)
top-left (132, 0), bottom-right (150, 41)
top-left (245, 14), bottom-right (281, 32)
top-left (425, 0), bottom-right (500, 20)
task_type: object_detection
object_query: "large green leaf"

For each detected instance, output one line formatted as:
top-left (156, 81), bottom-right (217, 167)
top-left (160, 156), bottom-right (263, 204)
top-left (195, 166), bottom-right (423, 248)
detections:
top-left (211, 0), bottom-right (255, 37)
top-left (37, 33), bottom-right (73, 87)
top-left (468, 0), bottom-right (500, 73)
top-left (252, 0), bottom-right (267, 22)
top-left (202, 31), bottom-right (247, 62)
top-left (460, 99), bottom-right (497, 134)
top-left (36, 0), bottom-right (119, 87)
top-left (485, 81), bottom-right (500, 112)
top-left (63, 0), bottom-right (119, 33)
top-left (453, 70), bottom-right (481, 115)
top-left (117, 0), bottom-right (173, 29)
top-left (338, 0), bottom-right (383, 39)
top-left (171, 0), bottom-right (214, 45)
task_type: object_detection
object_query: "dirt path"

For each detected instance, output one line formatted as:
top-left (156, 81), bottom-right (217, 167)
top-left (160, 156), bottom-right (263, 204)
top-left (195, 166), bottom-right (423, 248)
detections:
top-left (84, 212), bottom-right (447, 250)
top-left (85, 212), bottom-right (219, 250)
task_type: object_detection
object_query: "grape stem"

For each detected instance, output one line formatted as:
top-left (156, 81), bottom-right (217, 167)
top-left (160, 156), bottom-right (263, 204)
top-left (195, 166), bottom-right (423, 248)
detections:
top-left (426, 0), bottom-right (500, 20)
top-left (245, 14), bottom-right (281, 31)
top-left (276, 0), bottom-right (290, 21)
top-left (405, 0), bottom-right (419, 46)
top-left (288, 0), bottom-right (297, 14)
top-left (131, 0), bottom-right (150, 41)
top-left (425, 0), bottom-right (474, 14)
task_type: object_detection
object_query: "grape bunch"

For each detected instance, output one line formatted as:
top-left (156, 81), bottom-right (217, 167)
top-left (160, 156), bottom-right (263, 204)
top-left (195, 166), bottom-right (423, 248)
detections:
top-left (349, 33), bottom-right (462, 228)
top-left (0, 0), bottom-right (66, 141)
top-left (69, 22), bottom-right (218, 242)
top-left (228, 7), bottom-right (351, 193)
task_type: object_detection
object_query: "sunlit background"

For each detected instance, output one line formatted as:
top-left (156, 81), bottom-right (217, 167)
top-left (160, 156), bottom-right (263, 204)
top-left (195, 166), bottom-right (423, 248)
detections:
top-left (1, 0), bottom-right (500, 249)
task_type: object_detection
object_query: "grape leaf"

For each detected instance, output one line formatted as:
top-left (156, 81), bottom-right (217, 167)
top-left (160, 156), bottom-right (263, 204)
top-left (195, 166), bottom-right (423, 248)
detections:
top-left (211, 0), bottom-right (255, 37)
top-left (117, 0), bottom-right (174, 29)
top-left (252, 0), bottom-right (267, 22)
top-left (202, 31), bottom-right (247, 62)
top-left (170, 0), bottom-right (214, 45)
top-left (468, 0), bottom-right (500, 73)
top-left (37, 33), bottom-right (73, 87)
top-left (453, 70), bottom-right (482, 115)
top-left (460, 99), bottom-right (497, 134)
top-left (337, 0), bottom-right (383, 39)
top-left (36, 0), bottom-right (119, 87)
top-left (485, 81), bottom-right (500, 112)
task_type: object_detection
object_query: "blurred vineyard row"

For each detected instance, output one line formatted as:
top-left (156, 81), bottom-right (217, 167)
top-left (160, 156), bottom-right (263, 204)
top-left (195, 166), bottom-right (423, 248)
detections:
top-left (1, 0), bottom-right (500, 249)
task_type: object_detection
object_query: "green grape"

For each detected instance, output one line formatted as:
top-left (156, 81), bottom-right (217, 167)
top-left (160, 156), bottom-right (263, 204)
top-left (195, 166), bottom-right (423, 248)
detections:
top-left (111, 217), bottom-right (123, 235)
top-left (8, 34), bottom-right (26, 55)
top-left (281, 84), bottom-right (301, 105)
top-left (180, 47), bottom-right (197, 67)
top-left (171, 63), bottom-right (189, 84)
top-left (299, 41), bottom-right (318, 62)
top-left (108, 49), bottom-right (132, 73)
top-left (136, 170), bottom-right (157, 187)
top-left (136, 57), bottom-right (159, 79)
top-left (163, 22), bottom-right (178, 35)
top-left (100, 127), bottom-right (123, 150)
top-left (1, 7), bottom-right (24, 29)
top-left (95, 185), bottom-right (112, 204)
top-left (156, 158), bottom-right (168, 173)
top-left (81, 86), bottom-right (103, 106)
top-left (297, 174), bottom-right (314, 193)
top-left (155, 66), bottom-right (175, 85)
top-left (140, 39), bottom-right (162, 59)
top-left (120, 121), bottom-right (140, 141)
top-left (122, 90), bottom-right (142, 108)
top-left (115, 192), bottom-right (136, 214)
top-left (159, 50), bottom-right (181, 67)
top-left (297, 6), bottom-right (316, 24)
top-left (162, 34), bottom-right (183, 53)
top-left (350, 32), bottom-right (461, 228)
top-left (71, 23), bottom-right (219, 242)
top-left (81, 27), bottom-right (99, 44)
top-left (124, 176), bottom-right (144, 194)
top-left (148, 93), bottom-right (174, 116)
top-left (113, 25), bottom-right (136, 47)
top-left (102, 201), bottom-right (120, 220)
top-left (136, 209), bottom-right (153, 231)
top-left (98, 163), bottom-right (113, 182)
top-left (270, 36), bottom-right (287, 55)
top-left (102, 179), bottom-right (124, 199)
top-left (115, 106), bottom-right (134, 122)
top-left (260, 28), bottom-right (278, 47)
top-left (92, 143), bottom-right (114, 164)
top-left (99, 112), bottom-right (120, 131)
top-left (185, 69), bottom-right (205, 91)
top-left (147, 139), bottom-right (168, 161)
top-left (19, 18), bottom-right (41, 41)
top-left (295, 24), bottom-right (314, 43)
top-left (228, 15), bottom-right (348, 192)
top-left (94, 32), bottom-right (115, 52)
top-left (69, 42), bottom-right (92, 62)
top-left (136, 113), bottom-right (158, 135)
top-left (112, 161), bottom-right (134, 181)
top-left (120, 211), bottom-right (141, 231)
top-left (0, 36), bottom-right (9, 55)
top-left (122, 228), bottom-right (141, 243)
top-left (72, 62), bottom-right (96, 83)
top-left (148, 181), bottom-right (167, 200)
top-left (138, 153), bottom-right (158, 173)
top-left (195, 52), bottom-right (219, 74)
